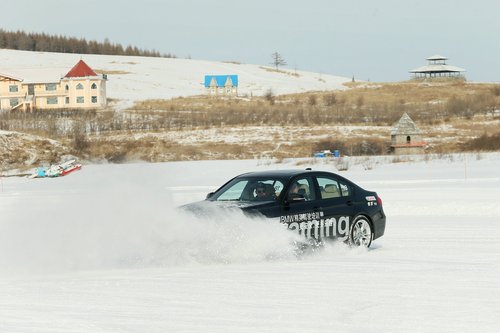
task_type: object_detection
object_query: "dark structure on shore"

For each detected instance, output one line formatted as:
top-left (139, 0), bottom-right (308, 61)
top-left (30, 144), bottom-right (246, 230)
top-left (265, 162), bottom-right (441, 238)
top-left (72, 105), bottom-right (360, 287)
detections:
top-left (390, 113), bottom-right (426, 155)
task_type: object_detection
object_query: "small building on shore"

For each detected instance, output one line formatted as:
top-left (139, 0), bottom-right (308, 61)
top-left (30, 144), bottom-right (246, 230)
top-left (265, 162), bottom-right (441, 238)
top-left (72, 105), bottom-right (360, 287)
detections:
top-left (390, 113), bottom-right (426, 155)
top-left (204, 75), bottom-right (238, 96)
top-left (409, 55), bottom-right (465, 79)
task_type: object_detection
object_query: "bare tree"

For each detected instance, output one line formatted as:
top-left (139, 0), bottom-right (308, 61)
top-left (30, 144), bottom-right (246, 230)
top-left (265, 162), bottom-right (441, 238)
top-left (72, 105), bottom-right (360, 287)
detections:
top-left (264, 89), bottom-right (275, 105)
top-left (271, 52), bottom-right (287, 70)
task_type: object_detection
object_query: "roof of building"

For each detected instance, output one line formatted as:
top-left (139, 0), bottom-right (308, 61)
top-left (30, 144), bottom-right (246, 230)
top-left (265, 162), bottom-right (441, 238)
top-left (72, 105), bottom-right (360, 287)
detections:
top-left (410, 54), bottom-right (465, 73)
top-left (426, 54), bottom-right (448, 61)
top-left (204, 75), bottom-right (238, 87)
top-left (409, 64), bottom-right (466, 73)
top-left (0, 60), bottom-right (100, 84)
top-left (391, 113), bottom-right (423, 135)
top-left (64, 60), bottom-right (98, 78)
top-left (0, 68), bottom-right (66, 84)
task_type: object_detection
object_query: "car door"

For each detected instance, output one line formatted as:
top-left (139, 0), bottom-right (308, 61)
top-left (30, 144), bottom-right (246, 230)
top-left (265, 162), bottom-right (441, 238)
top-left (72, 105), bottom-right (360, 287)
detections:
top-left (279, 176), bottom-right (322, 239)
top-left (315, 175), bottom-right (355, 241)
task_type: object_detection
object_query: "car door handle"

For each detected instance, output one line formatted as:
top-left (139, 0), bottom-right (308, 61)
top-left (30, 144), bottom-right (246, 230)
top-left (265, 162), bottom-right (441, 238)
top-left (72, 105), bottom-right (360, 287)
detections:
top-left (346, 201), bottom-right (353, 206)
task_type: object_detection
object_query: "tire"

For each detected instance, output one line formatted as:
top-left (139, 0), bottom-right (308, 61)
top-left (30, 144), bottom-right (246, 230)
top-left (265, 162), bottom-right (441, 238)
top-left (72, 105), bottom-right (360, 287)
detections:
top-left (349, 216), bottom-right (373, 248)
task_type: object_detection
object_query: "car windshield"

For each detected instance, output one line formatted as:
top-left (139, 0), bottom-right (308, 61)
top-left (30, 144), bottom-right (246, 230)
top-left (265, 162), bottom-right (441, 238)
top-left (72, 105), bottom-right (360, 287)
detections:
top-left (213, 177), bottom-right (285, 202)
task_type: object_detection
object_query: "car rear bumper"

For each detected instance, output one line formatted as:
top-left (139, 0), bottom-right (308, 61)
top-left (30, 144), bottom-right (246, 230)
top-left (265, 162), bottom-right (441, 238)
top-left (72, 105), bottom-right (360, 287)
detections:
top-left (372, 210), bottom-right (386, 240)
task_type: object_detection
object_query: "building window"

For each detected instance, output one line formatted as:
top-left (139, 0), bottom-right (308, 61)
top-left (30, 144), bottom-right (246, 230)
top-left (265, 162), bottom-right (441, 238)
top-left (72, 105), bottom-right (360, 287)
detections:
top-left (10, 98), bottom-right (19, 107)
top-left (76, 96), bottom-right (84, 104)
top-left (76, 83), bottom-right (84, 90)
top-left (47, 97), bottom-right (58, 105)
top-left (45, 83), bottom-right (57, 91)
top-left (91, 83), bottom-right (97, 89)
top-left (9, 85), bottom-right (19, 93)
top-left (91, 96), bottom-right (98, 103)
top-left (65, 84), bottom-right (69, 91)
top-left (406, 136), bottom-right (411, 144)
top-left (65, 97), bottom-right (70, 104)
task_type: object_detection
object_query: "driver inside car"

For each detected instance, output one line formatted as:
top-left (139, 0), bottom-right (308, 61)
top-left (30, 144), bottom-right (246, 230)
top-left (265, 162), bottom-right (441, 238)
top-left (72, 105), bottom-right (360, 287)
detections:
top-left (255, 183), bottom-right (275, 201)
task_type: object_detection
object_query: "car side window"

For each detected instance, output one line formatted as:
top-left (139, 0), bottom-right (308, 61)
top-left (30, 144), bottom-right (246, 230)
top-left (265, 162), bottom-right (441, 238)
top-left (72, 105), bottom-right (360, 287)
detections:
top-left (317, 177), bottom-right (341, 199)
top-left (250, 180), bottom-right (284, 201)
top-left (287, 177), bottom-right (316, 201)
top-left (317, 177), bottom-right (352, 199)
top-left (339, 182), bottom-right (351, 197)
top-left (217, 180), bottom-right (249, 201)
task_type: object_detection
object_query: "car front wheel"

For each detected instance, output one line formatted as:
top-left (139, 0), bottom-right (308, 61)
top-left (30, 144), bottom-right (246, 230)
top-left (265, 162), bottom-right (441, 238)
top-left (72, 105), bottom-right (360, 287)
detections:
top-left (349, 216), bottom-right (373, 248)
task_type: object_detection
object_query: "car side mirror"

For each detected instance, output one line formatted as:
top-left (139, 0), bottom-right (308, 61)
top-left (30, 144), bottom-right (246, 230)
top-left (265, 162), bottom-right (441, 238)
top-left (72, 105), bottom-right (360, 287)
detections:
top-left (206, 192), bottom-right (214, 199)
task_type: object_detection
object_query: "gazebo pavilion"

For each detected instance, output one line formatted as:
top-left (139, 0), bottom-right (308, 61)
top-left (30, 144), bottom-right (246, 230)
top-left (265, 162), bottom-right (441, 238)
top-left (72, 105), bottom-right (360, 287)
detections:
top-left (409, 55), bottom-right (466, 79)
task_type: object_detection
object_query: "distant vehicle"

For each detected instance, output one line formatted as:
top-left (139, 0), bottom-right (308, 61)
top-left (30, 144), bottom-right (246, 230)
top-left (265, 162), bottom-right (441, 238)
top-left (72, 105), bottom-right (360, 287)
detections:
top-left (29, 160), bottom-right (82, 178)
top-left (313, 149), bottom-right (341, 158)
top-left (182, 169), bottom-right (386, 247)
top-left (313, 150), bottom-right (332, 158)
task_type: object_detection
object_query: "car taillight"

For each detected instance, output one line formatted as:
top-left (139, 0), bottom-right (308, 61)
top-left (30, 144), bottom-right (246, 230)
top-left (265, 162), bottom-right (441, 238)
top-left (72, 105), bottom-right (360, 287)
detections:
top-left (376, 195), bottom-right (383, 206)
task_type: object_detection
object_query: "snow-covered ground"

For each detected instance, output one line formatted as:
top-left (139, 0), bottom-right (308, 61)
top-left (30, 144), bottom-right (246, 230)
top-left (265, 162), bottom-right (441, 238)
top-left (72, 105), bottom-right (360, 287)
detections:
top-left (0, 49), bottom-right (350, 109)
top-left (0, 154), bottom-right (499, 332)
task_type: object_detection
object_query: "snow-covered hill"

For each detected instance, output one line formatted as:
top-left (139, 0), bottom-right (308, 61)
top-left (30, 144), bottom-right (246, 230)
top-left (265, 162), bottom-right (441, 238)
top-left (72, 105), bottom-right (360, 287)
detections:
top-left (0, 49), bottom-right (351, 109)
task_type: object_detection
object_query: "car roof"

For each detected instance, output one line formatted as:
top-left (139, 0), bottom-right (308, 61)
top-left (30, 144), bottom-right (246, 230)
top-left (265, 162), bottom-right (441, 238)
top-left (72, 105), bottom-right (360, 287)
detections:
top-left (237, 169), bottom-right (318, 179)
top-left (234, 169), bottom-right (356, 186)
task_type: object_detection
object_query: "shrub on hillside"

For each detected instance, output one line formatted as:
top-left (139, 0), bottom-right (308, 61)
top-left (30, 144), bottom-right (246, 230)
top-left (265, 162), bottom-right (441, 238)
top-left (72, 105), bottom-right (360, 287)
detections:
top-left (70, 121), bottom-right (89, 155)
top-left (322, 93), bottom-right (337, 106)
top-left (445, 96), bottom-right (469, 117)
top-left (312, 138), bottom-right (388, 156)
top-left (464, 133), bottom-right (500, 151)
top-left (313, 139), bottom-right (348, 155)
top-left (351, 139), bottom-right (387, 156)
top-left (264, 90), bottom-right (275, 105)
top-left (491, 85), bottom-right (500, 97)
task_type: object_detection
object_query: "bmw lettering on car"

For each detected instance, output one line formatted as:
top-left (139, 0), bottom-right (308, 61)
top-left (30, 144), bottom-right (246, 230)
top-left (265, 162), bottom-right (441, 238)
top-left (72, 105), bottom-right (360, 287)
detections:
top-left (183, 169), bottom-right (386, 247)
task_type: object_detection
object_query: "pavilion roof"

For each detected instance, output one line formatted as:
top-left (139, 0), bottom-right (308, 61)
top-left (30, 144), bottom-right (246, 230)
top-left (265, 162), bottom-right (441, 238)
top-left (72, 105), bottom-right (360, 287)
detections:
top-left (426, 54), bottom-right (448, 61)
top-left (409, 64), bottom-right (466, 74)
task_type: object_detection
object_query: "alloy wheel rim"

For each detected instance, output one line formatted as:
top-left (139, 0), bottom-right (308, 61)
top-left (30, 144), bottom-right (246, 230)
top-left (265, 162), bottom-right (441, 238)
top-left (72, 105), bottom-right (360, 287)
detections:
top-left (353, 219), bottom-right (371, 246)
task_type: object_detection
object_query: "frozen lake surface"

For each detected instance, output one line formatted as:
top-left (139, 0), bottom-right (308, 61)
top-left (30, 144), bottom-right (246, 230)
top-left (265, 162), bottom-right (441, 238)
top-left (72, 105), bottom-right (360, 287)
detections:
top-left (1, 154), bottom-right (499, 332)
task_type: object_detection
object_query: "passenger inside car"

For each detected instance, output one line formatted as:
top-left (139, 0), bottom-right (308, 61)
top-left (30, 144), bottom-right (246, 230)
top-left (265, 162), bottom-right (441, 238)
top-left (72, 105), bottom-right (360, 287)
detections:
top-left (298, 184), bottom-right (310, 199)
top-left (287, 182), bottom-right (300, 200)
top-left (322, 183), bottom-right (340, 198)
top-left (287, 181), bottom-right (311, 201)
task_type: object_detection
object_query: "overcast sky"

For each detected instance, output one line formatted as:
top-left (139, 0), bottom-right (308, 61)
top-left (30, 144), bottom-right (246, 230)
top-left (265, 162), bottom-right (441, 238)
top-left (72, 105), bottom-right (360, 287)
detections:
top-left (2, 0), bottom-right (499, 82)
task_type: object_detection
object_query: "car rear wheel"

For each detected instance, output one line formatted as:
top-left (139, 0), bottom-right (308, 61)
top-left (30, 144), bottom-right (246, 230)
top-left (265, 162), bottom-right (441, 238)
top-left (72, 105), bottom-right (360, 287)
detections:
top-left (349, 216), bottom-right (373, 248)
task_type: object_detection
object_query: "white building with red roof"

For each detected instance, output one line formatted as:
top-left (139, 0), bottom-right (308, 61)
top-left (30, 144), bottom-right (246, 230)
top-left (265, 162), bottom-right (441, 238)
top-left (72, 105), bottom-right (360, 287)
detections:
top-left (0, 60), bottom-right (107, 111)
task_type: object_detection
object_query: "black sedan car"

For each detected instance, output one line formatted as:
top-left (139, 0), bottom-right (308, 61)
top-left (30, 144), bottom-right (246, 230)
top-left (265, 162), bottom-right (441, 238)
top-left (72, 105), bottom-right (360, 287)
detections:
top-left (183, 169), bottom-right (385, 247)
